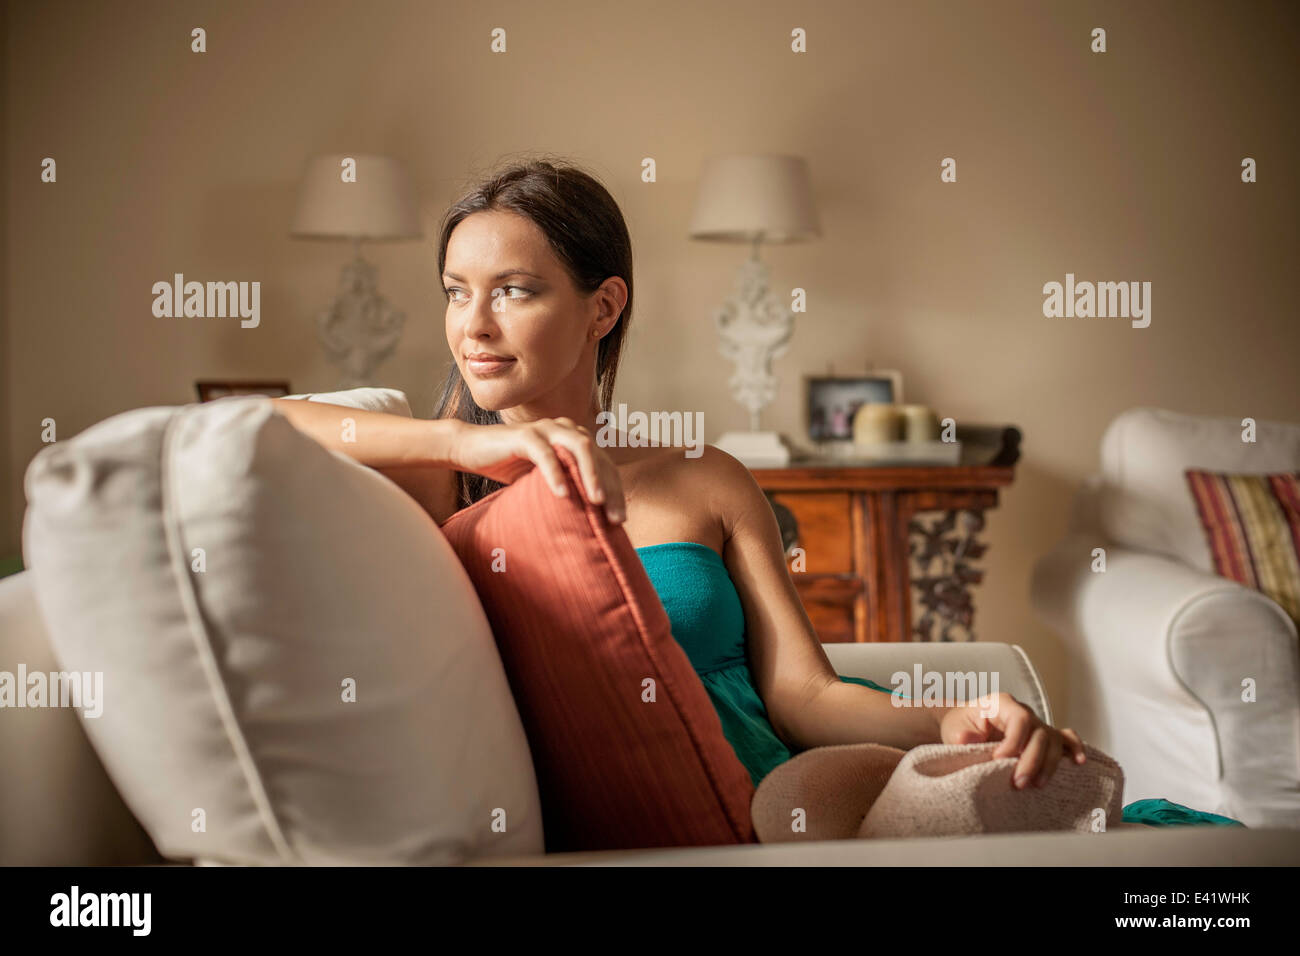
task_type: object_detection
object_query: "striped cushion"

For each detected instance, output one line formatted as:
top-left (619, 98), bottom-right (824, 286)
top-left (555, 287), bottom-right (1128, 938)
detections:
top-left (440, 446), bottom-right (758, 852)
top-left (1185, 470), bottom-right (1300, 624)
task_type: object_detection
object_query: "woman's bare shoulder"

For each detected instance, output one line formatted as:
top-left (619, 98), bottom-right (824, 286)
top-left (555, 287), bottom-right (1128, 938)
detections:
top-left (607, 443), bottom-right (750, 545)
top-left (610, 440), bottom-right (744, 477)
top-left (649, 442), bottom-right (764, 523)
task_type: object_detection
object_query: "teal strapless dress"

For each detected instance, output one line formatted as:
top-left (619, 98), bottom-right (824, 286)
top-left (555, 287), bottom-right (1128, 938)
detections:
top-left (633, 541), bottom-right (1245, 829)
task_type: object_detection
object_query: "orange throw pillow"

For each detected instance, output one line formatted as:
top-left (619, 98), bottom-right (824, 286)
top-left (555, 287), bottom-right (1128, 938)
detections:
top-left (440, 447), bottom-right (758, 852)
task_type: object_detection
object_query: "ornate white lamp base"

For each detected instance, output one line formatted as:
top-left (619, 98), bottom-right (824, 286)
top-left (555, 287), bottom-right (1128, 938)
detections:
top-left (711, 249), bottom-right (796, 469)
top-left (317, 251), bottom-right (404, 390)
top-left (714, 430), bottom-right (794, 468)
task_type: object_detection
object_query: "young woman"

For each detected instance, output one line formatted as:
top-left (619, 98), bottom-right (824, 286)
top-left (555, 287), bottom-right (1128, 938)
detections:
top-left (274, 157), bottom-right (1087, 793)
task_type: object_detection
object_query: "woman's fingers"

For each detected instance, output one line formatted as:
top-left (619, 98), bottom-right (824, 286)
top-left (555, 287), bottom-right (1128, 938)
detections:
top-left (539, 423), bottom-right (626, 524)
top-left (961, 695), bottom-right (1088, 791)
top-left (1014, 726), bottom-right (1049, 789)
top-left (988, 696), bottom-right (1032, 760)
top-left (599, 458), bottom-right (627, 523)
top-left (522, 432), bottom-right (569, 497)
top-left (1034, 730), bottom-right (1065, 788)
top-left (541, 427), bottom-right (601, 501)
top-left (596, 435), bottom-right (627, 516)
top-left (1061, 728), bottom-right (1087, 764)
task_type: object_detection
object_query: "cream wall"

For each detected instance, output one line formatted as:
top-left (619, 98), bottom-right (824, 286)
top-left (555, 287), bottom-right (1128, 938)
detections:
top-left (1, 4), bottom-right (9, 563)
top-left (4, 0), bottom-right (1298, 724)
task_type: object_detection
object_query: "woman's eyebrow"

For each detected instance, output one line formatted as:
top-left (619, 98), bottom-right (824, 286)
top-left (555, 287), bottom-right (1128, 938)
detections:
top-left (443, 269), bottom-right (544, 281)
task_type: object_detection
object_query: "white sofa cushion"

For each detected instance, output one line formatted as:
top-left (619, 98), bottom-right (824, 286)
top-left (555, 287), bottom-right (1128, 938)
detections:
top-left (1098, 407), bottom-right (1300, 572)
top-left (21, 392), bottom-right (543, 865)
top-left (280, 386), bottom-right (412, 417)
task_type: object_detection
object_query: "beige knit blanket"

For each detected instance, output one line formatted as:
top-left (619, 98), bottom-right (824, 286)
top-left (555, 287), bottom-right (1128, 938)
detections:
top-left (751, 740), bottom-right (1138, 842)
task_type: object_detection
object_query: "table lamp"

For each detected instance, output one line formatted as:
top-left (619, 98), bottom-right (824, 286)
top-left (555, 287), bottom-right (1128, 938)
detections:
top-left (688, 153), bottom-right (821, 467)
top-left (290, 154), bottom-right (422, 388)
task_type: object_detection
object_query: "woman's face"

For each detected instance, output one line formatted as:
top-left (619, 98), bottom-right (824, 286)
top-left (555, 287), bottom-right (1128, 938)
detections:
top-left (443, 209), bottom-right (621, 421)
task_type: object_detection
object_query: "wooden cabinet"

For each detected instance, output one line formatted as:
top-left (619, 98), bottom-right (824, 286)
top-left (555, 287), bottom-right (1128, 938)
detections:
top-left (751, 465), bottom-right (1016, 643)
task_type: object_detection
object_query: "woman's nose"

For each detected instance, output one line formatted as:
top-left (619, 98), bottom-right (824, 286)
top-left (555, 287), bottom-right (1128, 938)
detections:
top-left (463, 288), bottom-right (505, 334)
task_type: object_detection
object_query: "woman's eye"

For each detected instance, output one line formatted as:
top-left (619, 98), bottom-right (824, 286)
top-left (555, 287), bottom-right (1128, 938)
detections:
top-left (445, 286), bottom-right (531, 302)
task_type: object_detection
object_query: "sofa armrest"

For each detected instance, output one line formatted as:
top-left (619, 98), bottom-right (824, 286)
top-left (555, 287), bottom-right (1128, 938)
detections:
top-left (820, 641), bottom-right (1052, 726)
top-left (1030, 530), bottom-right (1300, 827)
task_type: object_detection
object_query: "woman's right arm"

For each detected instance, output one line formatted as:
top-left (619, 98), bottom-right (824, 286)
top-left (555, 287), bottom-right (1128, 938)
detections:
top-left (269, 400), bottom-right (627, 527)
top-left (270, 397), bottom-right (464, 469)
top-left (271, 398), bottom-right (465, 524)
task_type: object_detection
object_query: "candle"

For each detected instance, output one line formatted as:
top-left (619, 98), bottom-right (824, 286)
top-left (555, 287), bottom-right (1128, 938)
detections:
top-left (899, 405), bottom-right (940, 442)
top-left (853, 403), bottom-right (901, 444)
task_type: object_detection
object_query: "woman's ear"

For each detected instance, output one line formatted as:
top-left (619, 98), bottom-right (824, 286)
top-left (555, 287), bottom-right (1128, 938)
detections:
top-left (592, 312), bottom-right (621, 340)
top-left (596, 276), bottom-right (628, 324)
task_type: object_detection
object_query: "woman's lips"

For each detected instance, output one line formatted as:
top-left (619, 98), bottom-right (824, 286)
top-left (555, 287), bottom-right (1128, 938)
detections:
top-left (467, 357), bottom-right (516, 377)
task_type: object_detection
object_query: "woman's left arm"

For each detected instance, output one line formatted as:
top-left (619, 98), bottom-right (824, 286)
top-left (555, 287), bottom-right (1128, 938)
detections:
top-left (703, 446), bottom-right (1087, 786)
top-left (702, 447), bottom-right (945, 753)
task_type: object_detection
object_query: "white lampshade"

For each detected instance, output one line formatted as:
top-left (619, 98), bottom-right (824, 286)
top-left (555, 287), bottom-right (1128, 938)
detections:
top-left (290, 153), bottom-right (423, 240)
top-left (688, 154), bottom-right (821, 243)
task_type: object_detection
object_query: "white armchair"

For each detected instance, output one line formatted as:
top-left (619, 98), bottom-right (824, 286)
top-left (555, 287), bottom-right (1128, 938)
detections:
top-left (1031, 408), bottom-right (1300, 829)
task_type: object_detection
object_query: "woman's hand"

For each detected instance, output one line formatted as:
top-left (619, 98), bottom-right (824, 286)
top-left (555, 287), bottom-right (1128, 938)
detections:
top-left (936, 693), bottom-right (1087, 790)
top-left (449, 417), bottom-right (626, 525)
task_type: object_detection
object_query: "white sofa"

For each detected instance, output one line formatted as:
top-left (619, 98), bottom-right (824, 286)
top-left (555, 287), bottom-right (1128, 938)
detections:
top-left (5, 394), bottom-right (1299, 866)
top-left (1031, 408), bottom-right (1300, 830)
top-left (4, 565), bottom-right (1299, 866)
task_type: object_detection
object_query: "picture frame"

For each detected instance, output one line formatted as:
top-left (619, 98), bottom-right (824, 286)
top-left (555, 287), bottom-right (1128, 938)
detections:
top-left (804, 371), bottom-right (903, 443)
top-left (195, 379), bottom-right (292, 403)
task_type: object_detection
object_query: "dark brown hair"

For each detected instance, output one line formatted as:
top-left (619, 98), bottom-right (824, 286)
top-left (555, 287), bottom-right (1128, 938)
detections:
top-left (433, 157), bottom-right (634, 509)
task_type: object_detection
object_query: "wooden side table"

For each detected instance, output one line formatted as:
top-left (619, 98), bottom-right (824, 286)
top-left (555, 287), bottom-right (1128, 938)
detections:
top-left (750, 462), bottom-right (1016, 643)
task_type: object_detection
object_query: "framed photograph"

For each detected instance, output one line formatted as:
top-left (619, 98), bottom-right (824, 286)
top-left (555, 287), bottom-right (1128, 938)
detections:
top-left (804, 371), bottom-right (903, 443)
top-left (195, 379), bottom-right (292, 402)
